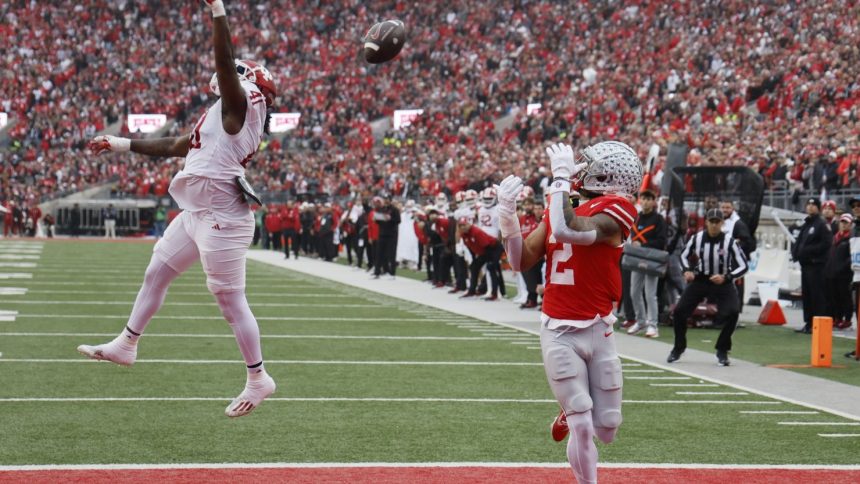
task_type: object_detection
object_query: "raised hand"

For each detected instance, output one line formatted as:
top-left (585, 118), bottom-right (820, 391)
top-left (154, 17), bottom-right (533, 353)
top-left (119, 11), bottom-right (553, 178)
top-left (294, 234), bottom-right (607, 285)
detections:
top-left (87, 135), bottom-right (130, 155)
top-left (495, 175), bottom-right (524, 215)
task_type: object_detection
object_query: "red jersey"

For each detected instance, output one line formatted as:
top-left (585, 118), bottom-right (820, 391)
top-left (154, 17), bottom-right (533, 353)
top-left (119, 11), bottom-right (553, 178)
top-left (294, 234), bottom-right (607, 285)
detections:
top-left (461, 225), bottom-right (499, 256)
top-left (434, 217), bottom-right (451, 242)
top-left (520, 213), bottom-right (539, 238)
top-left (542, 195), bottom-right (637, 323)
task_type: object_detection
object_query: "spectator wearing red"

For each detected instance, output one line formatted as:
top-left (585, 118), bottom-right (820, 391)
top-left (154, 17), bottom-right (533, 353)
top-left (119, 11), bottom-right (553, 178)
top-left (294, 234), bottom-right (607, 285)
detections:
top-left (264, 205), bottom-right (283, 251)
top-left (457, 213), bottom-right (504, 301)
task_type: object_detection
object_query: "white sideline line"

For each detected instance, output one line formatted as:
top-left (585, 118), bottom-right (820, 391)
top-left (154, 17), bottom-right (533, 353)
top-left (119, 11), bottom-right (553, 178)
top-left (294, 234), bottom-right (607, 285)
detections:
top-left (11, 314), bottom-right (468, 322)
top-left (818, 434), bottom-right (860, 438)
top-left (0, 254), bottom-right (39, 259)
top-left (0, 397), bottom-right (780, 405)
top-left (1, 281), bottom-right (325, 288)
top-left (676, 392), bottom-right (749, 396)
top-left (778, 422), bottom-right (860, 426)
top-left (622, 370), bottom-right (665, 373)
top-left (509, 341), bottom-right (539, 345)
top-left (0, 300), bottom-right (378, 308)
top-left (650, 384), bottom-right (719, 387)
top-left (740, 411), bottom-right (819, 415)
top-left (0, 358), bottom-right (544, 366)
top-left (0, 263), bottom-right (37, 268)
top-left (0, 332), bottom-right (501, 341)
top-left (0, 288), bottom-right (26, 295)
top-left (1, 462), bottom-right (859, 471)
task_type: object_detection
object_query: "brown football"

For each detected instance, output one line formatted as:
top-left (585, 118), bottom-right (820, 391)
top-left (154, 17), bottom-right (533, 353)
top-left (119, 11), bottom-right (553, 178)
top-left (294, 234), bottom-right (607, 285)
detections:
top-left (363, 20), bottom-right (406, 64)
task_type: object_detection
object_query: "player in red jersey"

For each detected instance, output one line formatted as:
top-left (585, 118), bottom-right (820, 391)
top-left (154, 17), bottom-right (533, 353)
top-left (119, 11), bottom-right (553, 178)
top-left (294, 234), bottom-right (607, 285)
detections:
top-left (497, 141), bottom-right (642, 484)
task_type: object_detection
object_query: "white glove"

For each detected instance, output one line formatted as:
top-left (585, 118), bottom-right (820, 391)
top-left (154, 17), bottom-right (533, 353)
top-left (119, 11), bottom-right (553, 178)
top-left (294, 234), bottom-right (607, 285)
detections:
top-left (87, 135), bottom-right (130, 155)
top-left (203, 0), bottom-right (226, 17)
top-left (545, 143), bottom-right (588, 180)
top-left (495, 175), bottom-right (523, 216)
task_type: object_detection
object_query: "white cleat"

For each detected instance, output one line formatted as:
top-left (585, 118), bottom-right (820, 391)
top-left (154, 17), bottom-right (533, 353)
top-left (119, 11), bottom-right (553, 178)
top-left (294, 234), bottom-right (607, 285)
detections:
top-left (626, 322), bottom-right (645, 335)
top-left (225, 374), bottom-right (276, 418)
top-left (645, 325), bottom-right (660, 338)
top-left (76, 341), bottom-right (137, 367)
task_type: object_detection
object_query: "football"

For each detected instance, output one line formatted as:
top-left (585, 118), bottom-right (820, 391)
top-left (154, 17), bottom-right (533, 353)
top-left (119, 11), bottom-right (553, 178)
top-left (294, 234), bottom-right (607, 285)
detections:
top-left (362, 20), bottom-right (406, 64)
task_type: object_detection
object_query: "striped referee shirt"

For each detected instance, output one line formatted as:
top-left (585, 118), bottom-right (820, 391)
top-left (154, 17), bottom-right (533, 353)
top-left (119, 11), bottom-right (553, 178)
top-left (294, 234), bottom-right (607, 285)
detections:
top-left (681, 230), bottom-right (749, 280)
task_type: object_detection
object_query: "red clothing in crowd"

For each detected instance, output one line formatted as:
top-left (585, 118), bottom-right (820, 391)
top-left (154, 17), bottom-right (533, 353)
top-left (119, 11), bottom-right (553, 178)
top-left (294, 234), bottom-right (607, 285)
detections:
top-left (460, 224), bottom-right (499, 256)
top-left (264, 211), bottom-right (282, 233)
top-left (367, 210), bottom-right (380, 241)
top-left (280, 206), bottom-right (300, 231)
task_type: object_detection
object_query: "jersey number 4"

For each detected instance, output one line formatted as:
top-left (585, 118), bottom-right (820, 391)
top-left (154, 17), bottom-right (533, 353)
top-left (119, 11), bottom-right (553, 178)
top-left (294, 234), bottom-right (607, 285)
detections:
top-left (549, 243), bottom-right (574, 285)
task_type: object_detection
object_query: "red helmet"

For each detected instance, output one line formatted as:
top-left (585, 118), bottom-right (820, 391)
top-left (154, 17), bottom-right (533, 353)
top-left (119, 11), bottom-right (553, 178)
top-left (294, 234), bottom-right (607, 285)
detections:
top-left (210, 59), bottom-right (277, 107)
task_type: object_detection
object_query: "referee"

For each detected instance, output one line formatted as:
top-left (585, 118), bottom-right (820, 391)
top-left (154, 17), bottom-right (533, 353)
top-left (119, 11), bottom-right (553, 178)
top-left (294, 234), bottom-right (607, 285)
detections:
top-left (668, 208), bottom-right (749, 366)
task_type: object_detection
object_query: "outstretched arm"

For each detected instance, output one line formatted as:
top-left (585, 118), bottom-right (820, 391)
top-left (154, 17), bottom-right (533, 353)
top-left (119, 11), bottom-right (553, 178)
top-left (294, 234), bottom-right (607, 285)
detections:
top-left (88, 134), bottom-right (190, 159)
top-left (205, 0), bottom-right (247, 134)
top-left (496, 175), bottom-right (546, 271)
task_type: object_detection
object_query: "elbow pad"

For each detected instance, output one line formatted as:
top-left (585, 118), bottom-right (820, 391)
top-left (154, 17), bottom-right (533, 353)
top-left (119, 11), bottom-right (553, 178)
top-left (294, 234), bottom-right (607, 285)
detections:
top-left (549, 193), bottom-right (596, 245)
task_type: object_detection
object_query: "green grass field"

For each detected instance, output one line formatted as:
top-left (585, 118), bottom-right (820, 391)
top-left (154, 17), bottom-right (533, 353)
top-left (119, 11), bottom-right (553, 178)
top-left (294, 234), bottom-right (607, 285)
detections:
top-left (0, 239), bottom-right (858, 466)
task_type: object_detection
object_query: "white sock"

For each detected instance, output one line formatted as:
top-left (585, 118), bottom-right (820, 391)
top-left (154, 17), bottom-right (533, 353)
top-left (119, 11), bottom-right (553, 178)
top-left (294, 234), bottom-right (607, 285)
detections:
top-left (126, 256), bottom-right (182, 336)
top-left (214, 291), bottom-right (264, 374)
top-left (566, 411), bottom-right (598, 484)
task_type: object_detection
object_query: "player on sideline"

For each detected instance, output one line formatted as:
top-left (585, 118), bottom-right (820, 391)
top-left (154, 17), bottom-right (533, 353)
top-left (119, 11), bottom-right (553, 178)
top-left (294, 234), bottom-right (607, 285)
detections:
top-left (77, 0), bottom-right (276, 418)
top-left (496, 142), bottom-right (642, 483)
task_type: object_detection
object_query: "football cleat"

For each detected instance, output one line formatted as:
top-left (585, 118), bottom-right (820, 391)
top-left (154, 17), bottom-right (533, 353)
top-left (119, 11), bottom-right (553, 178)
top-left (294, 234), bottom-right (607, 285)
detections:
top-left (225, 374), bottom-right (276, 418)
top-left (667, 350), bottom-right (682, 363)
top-left (76, 341), bottom-right (137, 367)
top-left (551, 408), bottom-right (569, 442)
top-left (716, 351), bottom-right (730, 366)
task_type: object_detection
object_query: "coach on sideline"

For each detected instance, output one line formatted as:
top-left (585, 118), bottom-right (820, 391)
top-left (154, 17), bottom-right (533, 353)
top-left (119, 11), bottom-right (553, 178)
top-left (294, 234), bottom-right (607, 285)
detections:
top-left (667, 208), bottom-right (749, 366)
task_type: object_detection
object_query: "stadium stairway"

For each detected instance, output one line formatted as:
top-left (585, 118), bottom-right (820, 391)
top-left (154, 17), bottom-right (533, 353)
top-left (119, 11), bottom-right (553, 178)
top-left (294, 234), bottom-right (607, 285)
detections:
top-left (248, 250), bottom-right (860, 422)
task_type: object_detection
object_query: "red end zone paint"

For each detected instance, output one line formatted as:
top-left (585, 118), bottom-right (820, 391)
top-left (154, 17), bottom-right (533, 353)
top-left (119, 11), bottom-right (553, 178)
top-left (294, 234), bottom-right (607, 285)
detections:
top-left (1, 467), bottom-right (860, 484)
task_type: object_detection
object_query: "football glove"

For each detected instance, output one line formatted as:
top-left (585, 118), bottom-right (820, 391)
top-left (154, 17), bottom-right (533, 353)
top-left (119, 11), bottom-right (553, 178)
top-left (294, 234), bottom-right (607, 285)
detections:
top-left (495, 175), bottom-right (523, 216)
top-left (203, 0), bottom-right (226, 17)
top-left (545, 143), bottom-right (587, 181)
top-left (88, 135), bottom-right (130, 155)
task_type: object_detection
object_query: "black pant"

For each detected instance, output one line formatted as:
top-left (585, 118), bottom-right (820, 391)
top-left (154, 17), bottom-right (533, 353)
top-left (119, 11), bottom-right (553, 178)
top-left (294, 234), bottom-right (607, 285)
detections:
top-left (522, 258), bottom-right (544, 304)
top-left (439, 250), bottom-right (454, 285)
top-left (620, 266), bottom-right (636, 322)
top-left (354, 237), bottom-right (368, 268)
top-left (269, 230), bottom-right (282, 251)
top-left (320, 232), bottom-right (335, 261)
top-left (826, 273), bottom-right (853, 322)
top-left (453, 254), bottom-right (467, 290)
top-left (375, 236), bottom-right (398, 276)
top-left (800, 263), bottom-right (827, 325)
top-left (342, 233), bottom-right (356, 264)
top-left (283, 229), bottom-right (299, 258)
top-left (671, 277), bottom-right (739, 353)
top-left (469, 245), bottom-right (503, 295)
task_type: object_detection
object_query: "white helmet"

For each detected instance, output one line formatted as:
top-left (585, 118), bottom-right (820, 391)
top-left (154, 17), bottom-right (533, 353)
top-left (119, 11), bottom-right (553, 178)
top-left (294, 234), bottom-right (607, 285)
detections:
top-left (463, 189), bottom-right (479, 208)
top-left (480, 187), bottom-right (497, 207)
top-left (575, 141), bottom-right (643, 197)
top-left (454, 191), bottom-right (466, 204)
top-left (434, 192), bottom-right (448, 210)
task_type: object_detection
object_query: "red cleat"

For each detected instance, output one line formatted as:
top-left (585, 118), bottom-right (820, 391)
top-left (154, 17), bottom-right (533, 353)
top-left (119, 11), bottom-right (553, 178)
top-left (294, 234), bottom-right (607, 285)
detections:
top-left (551, 407), bottom-right (569, 442)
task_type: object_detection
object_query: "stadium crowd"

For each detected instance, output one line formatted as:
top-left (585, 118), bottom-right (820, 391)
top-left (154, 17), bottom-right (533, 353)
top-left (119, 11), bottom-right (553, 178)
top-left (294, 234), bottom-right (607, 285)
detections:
top-left (2, 0), bottom-right (859, 212)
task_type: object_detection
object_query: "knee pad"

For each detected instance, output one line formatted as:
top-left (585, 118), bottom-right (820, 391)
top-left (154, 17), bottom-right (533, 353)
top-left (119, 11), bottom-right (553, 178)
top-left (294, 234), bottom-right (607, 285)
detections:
top-left (592, 358), bottom-right (623, 430)
top-left (545, 346), bottom-right (593, 414)
top-left (594, 426), bottom-right (617, 444)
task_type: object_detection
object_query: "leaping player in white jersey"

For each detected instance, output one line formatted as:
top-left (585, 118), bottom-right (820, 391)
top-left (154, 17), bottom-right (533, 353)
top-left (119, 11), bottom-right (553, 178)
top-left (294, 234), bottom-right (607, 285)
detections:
top-left (78, 0), bottom-right (276, 418)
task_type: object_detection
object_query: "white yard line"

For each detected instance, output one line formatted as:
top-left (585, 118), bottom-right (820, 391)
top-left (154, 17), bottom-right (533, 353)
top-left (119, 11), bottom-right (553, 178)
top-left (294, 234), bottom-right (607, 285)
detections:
top-left (651, 383), bottom-right (719, 387)
top-left (0, 288), bottom-right (26, 295)
top-left (0, 263), bottom-right (37, 268)
top-left (0, 255), bottom-right (39, 260)
top-left (11, 314), bottom-right (468, 322)
top-left (0, 273), bottom-right (32, 279)
top-left (817, 434), bottom-right (860, 438)
top-left (0, 397), bottom-right (780, 405)
top-left (0, 332), bottom-right (503, 341)
top-left (740, 411), bottom-right (819, 415)
top-left (625, 376), bottom-right (691, 380)
top-left (0, 358), bottom-right (544, 366)
top-left (675, 392), bottom-right (749, 396)
top-left (778, 421), bottom-right (860, 426)
top-left (0, 300), bottom-right (378, 308)
top-left (0, 462), bottom-right (858, 471)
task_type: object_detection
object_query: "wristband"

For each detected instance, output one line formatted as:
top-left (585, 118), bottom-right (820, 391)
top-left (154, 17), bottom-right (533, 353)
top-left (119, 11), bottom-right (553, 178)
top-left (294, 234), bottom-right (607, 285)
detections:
top-left (547, 179), bottom-right (571, 194)
top-left (113, 137), bottom-right (131, 152)
top-left (208, 0), bottom-right (226, 17)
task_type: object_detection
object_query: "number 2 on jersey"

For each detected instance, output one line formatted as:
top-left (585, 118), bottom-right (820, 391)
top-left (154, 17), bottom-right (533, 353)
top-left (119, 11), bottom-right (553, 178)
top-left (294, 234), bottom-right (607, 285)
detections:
top-left (550, 243), bottom-right (574, 285)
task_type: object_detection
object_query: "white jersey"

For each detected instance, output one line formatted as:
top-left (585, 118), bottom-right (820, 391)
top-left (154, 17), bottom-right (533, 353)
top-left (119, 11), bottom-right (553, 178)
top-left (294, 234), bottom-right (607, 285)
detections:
top-left (169, 80), bottom-right (266, 227)
top-left (477, 204), bottom-right (500, 238)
